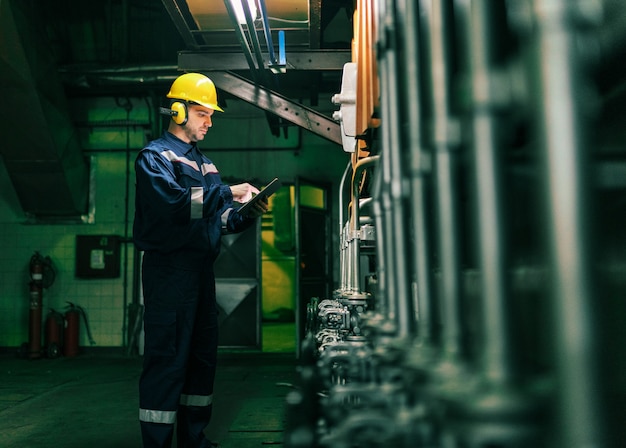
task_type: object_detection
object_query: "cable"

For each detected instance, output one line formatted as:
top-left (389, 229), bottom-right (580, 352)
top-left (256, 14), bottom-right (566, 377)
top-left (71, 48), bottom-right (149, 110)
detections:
top-left (268, 16), bottom-right (309, 24)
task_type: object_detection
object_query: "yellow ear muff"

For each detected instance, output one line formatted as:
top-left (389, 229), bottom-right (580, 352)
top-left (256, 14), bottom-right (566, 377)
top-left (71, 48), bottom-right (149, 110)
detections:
top-left (170, 101), bottom-right (188, 125)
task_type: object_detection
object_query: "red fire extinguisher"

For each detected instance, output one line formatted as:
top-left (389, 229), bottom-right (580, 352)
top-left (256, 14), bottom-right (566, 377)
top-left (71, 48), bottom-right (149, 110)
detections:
top-left (28, 280), bottom-right (43, 359)
top-left (23, 251), bottom-right (55, 360)
top-left (63, 302), bottom-right (96, 357)
top-left (44, 309), bottom-right (64, 358)
top-left (64, 304), bottom-right (80, 357)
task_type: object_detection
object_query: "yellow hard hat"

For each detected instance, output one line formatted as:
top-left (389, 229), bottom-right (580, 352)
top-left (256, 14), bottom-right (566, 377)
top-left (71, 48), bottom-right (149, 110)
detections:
top-left (166, 73), bottom-right (224, 112)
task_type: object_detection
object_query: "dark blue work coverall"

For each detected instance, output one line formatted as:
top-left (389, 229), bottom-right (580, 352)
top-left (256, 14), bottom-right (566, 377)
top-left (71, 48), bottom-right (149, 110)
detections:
top-left (133, 131), bottom-right (255, 447)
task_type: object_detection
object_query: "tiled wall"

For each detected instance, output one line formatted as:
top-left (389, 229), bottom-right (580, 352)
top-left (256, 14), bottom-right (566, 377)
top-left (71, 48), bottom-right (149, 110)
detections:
top-left (0, 120), bottom-right (350, 350)
top-left (0, 153), bottom-right (136, 349)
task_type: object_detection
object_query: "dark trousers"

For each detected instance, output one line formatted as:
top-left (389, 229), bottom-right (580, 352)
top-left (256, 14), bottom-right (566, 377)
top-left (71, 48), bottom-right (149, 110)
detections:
top-left (139, 252), bottom-right (218, 448)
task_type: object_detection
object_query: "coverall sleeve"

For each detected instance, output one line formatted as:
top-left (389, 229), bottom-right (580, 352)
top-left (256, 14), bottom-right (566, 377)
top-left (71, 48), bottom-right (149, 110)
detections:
top-left (221, 207), bottom-right (257, 234)
top-left (136, 150), bottom-right (230, 224)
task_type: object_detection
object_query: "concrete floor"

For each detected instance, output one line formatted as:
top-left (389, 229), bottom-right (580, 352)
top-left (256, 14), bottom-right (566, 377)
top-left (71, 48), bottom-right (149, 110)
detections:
top-left (0, 325), bottom-right (298, 448)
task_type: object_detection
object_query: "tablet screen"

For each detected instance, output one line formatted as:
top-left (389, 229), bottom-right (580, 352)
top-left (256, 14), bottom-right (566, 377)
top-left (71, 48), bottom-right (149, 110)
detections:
top-left (236, 178), bottom-right (282, 216)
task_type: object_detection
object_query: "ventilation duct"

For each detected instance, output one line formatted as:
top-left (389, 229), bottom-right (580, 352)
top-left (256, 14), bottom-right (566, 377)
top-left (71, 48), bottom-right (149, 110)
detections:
top-left (0, 0), bottom-right (89, 218)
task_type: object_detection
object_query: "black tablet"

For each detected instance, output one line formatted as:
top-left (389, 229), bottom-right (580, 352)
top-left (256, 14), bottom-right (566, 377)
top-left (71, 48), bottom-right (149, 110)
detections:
top-left (236, 178), bottom-right (282, 216)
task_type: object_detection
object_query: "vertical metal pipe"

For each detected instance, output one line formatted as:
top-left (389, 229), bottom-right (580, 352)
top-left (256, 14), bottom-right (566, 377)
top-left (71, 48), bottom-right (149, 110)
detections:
top-left (376, 157), bottom-right (397, 320)
top-left (294, 177), bottom-right (302, 357)
top-left (387, 18), bottom-right (416, 339)
top-left (349, 156), bottom-right (380, 294)
top-left (338, 162), bottom-right (352, 293)
top-left (397, 0), bottom-right (435, 344)
top-left (347, 162), bottom-right (362, 294)
top-left (424, 0), bottom-right (463, 359)
top-left (346, 225), bottom-right (357, 293)
top-left (374, 0), bottom-right (398, 323)
top-left (529, 0), bottom-right (605, 445)
top-left (467, 0), bottom-right (514, 385)
top-left (377, 0), bottom-right (415, 338)
top-left (338, 161), bottom-right (352, 246)
top-left (371, 171), bottom-right (389, 316)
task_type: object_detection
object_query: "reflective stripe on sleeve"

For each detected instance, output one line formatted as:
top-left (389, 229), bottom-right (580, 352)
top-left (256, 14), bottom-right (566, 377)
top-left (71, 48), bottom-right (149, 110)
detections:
top-left (201, 162), bottom-right (219, 175)
top-left (221, 208), bottom-right (232, 234)
top-left (180, 393), bottom-right (213, 407)
top-left (139, 408), bottom-right (177, 424)
top-left (191, 187), bottom-right (204, 219)
top-left (161, 150), bottom-right (197, 170)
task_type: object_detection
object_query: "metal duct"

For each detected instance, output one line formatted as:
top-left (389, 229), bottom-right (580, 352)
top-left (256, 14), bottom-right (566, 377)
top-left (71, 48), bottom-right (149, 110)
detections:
top-left (0, 0), bottom-right (89, 217)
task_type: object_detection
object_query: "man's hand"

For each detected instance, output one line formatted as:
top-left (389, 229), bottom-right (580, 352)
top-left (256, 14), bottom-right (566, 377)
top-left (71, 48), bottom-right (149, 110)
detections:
top-left (246, 196), bottom-right (269, 218)
top-left (230, 183), bottom-right (260, 203)
top-left (230, 183), bottom-right (268, 218)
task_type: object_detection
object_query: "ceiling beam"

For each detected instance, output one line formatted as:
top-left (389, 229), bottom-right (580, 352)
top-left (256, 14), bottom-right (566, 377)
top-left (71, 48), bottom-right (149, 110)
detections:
top-left (160, 0), bottom-right (204, 49)
top-left (178, 50), bottom-right (351, 71)
top-left (210, 71), bottom-right (342, 145)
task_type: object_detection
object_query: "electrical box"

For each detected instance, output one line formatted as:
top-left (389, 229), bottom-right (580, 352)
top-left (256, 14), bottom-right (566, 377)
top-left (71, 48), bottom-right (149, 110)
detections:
top-left (75, 235), bottom-right (121, 279)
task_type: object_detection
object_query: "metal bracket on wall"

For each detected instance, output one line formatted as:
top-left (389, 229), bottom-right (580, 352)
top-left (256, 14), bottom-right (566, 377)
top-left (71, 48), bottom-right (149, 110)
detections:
top-left (210, 70), bottom-right (343, 146)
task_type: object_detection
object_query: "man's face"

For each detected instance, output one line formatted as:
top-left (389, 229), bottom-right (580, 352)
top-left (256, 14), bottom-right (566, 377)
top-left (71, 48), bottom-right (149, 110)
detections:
top-left (182, 104), bottom-right (215, 142)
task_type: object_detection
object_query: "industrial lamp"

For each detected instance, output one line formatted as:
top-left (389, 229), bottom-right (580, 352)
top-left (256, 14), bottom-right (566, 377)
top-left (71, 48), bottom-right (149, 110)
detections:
top-left (233, 0), bottom-right (257, 24)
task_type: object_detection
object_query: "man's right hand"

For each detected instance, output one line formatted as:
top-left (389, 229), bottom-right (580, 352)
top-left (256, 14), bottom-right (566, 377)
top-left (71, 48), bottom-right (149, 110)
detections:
top-left (230, 183), bottom-right (260, 203)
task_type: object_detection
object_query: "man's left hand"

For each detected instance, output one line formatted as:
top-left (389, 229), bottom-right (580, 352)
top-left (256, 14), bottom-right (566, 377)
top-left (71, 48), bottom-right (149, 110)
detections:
top-left (246, 196), bottom-right (269, 218)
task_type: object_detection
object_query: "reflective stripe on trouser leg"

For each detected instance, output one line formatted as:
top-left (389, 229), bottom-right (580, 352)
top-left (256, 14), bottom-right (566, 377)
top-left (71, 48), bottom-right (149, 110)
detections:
top-left (180, 394), bottom-right (213, 406)
top-left (139, 408), bottom-right (177, 447)
top-left (140, 409), bottom-right (177, 424)
top-left (139, 255), bottom-right (202, 448)
top-left (177, 267), bottom-right (218, 448)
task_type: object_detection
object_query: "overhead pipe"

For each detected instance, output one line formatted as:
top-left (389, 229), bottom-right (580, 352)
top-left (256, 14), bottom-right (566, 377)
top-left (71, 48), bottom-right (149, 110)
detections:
top-left (223, 0), bottom-right (258, 81)
top-left (225, 0), bottom-right (283, 136)
top-left (241, 0), bottom-right (267, 73)
top-left (257, 0), bottom-right (278, 67)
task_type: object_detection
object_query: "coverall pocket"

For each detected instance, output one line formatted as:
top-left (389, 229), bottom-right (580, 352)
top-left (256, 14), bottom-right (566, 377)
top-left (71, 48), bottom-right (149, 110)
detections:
top-left (143, 311), bottom-right (177, 356)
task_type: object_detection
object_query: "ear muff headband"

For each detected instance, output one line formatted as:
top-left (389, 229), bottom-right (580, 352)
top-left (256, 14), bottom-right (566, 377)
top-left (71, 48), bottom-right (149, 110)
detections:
top-left (170, 101), bottom-right (188, 125)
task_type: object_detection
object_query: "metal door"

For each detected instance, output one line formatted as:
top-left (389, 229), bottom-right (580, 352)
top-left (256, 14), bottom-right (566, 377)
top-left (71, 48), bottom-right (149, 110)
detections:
top-left (295, 178), bottom-right (333, 352)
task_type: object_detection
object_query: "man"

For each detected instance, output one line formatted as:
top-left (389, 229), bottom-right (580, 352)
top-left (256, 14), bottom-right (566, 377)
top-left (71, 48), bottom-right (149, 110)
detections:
top-left (133, 72), bottom-right (267, 448)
